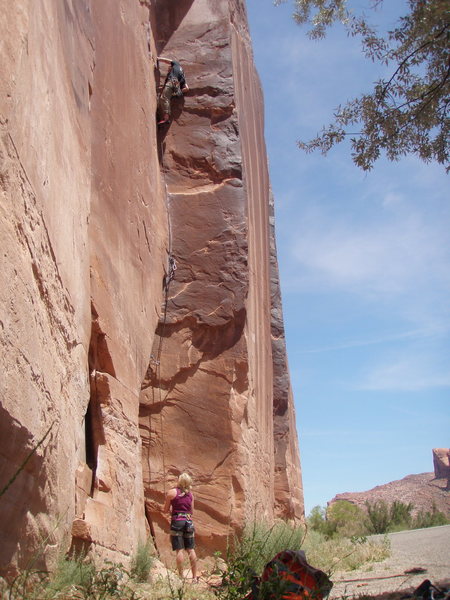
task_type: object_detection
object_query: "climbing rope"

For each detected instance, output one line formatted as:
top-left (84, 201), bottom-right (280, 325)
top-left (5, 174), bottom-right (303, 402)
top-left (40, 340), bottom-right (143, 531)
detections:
top-left (149, 191), bottom-right (175, 499)
top-left (157, 252), bottom-right (176, 497)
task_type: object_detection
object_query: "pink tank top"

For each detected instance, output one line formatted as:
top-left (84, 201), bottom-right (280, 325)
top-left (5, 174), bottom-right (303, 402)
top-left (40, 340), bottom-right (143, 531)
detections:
top-left (171, 488), bottom-right (193, 519)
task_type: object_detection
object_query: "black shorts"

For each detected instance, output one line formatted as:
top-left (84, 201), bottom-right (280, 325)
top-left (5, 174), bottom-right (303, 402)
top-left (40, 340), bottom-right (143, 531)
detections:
top-left (170, 518), bottom-right (195, 551)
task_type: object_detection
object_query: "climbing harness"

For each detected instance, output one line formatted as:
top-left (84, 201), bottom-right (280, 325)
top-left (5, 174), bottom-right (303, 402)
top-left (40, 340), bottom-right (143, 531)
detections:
top-left (172, 512), bottom-right (192, 519)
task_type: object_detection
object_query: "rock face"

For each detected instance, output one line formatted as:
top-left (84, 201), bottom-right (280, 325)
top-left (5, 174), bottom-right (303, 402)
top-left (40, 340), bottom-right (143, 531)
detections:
top-left (1, 0), bottom-right (167, 570)
top-left (0, 0), bottom-right (303, 573)
top-left (433, 448), bottom-right (450, 480)
top-left (140, 0), bottom-right (303, 558)
top-left (330, 450), bottom-right (450, 518)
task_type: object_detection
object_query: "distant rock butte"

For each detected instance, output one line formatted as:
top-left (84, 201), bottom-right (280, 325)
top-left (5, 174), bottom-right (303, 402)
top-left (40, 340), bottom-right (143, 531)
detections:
top-left (433, 448), bottom-right (450, 480)
top-left (330, 449), bottom-right (450, 517)
top-left (0, 0), bottom-right (303, 573)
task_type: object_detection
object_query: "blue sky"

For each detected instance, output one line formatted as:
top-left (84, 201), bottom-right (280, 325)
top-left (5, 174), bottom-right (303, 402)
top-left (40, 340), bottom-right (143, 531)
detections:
top-left (245, 0), bottom-right (450, 515)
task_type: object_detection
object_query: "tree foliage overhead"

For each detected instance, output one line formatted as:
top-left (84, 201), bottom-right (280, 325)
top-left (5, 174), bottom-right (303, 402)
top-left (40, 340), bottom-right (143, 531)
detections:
top-left (276, 0), bottom-right (449, 170)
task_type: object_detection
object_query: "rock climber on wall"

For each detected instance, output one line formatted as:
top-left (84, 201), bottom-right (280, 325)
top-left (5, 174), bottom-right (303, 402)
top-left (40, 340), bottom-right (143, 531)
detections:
top-left (157, 57), bottom-right (189, 126)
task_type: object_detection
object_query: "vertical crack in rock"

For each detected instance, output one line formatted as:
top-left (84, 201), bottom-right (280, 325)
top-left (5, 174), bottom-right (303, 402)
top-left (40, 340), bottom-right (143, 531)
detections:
top-left (70, 302), bottom-right (112, 554)
top-left (88, 302), bottom-right (116, 379)
top-left (139, 0), bottom-right (304, 560)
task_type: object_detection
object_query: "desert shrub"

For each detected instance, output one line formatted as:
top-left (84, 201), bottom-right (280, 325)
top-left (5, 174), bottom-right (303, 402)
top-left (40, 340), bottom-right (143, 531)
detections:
top-left (307, 506), bottom-right (327, 533)
top-left (130, 539), bottom-right (154, 583)
top-left (256, 521), bottom-right (306, 569)
top-left (308, 502), bottom-right (367, 538)
top-left (413, 503), bottom-right (450, 529)
top-left (302, 529), bottom-right (390, 574)
top-left (215, 533), bottom-right (262, 600)
top-left (365, 500), bottom-right (391, 534)
top-left (388, 500), bottom-right (414, 531)
top-left (1, 556), bottom-right (140, 600)
top-left (307, 505), bottom-right (337, 538)
top-left (149, 576), bottom-right (216, 600)
top-left (363, 500), bottom-right (446, 534)
top-left (46, 553), bottom-right (96, 595)
top-left (236, 521), bottom-right (306, 575)
top-left (327, 501), bottom-right (367, 537)
top-left (1, 570), bottom-right (48, 600)
top-left (215, 521), bottom-right (305, 600)
top-left (215, 520), bottom-right (390, 599)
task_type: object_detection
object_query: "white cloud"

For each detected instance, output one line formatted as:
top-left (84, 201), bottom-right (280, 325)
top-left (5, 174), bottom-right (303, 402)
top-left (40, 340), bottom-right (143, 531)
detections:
top-left (300, 327), bottom-right (437, 354)
top-left (382, 191), bottom-right (404, 208)
top-left (289, 203), bottom-right (450, 305)
top-left (356, 352), bottom-right (450, 391)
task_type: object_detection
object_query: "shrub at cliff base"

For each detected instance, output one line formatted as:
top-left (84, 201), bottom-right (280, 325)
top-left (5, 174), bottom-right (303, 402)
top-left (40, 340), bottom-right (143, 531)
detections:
top-left (215, 521), bottom-right (306, 600)
top-left (0, 521), bottom-right (390, 599)
top-left (215, 520), bottom-right (390, 600)
top-left (0, 547), bottom-right (155, 600)
top-left (130, 539), bottom-right (155, 583)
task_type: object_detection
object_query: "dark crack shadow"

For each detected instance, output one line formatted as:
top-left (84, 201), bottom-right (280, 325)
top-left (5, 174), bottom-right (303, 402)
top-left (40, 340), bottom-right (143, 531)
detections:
top-left (153, 0), bottom-right (196, 53)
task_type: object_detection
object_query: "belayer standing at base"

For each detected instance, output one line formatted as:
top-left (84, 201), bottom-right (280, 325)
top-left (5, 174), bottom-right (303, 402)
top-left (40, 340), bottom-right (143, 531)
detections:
top-left (157, 57), bottom-right (189, 125)
top-left (164, 472), bottom-right (198, 582)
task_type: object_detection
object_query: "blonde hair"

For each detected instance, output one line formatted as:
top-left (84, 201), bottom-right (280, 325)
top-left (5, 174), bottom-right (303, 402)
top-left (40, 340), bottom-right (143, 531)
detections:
top-left (177, 472), bottom-right (192, 492)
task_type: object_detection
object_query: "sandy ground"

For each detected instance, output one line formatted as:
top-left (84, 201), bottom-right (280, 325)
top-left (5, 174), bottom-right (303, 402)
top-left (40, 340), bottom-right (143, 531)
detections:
top-left (330, 525), bottom-right (450, 599)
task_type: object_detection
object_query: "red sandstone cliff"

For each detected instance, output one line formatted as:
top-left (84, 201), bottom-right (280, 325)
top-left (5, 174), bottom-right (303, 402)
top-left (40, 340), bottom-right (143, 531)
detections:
top-left (0, 0), bottom-right (303, 572)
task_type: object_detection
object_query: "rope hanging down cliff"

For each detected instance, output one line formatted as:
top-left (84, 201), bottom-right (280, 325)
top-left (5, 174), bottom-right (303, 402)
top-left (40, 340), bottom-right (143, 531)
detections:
top-left (147, 190), bottom-right (177, 496)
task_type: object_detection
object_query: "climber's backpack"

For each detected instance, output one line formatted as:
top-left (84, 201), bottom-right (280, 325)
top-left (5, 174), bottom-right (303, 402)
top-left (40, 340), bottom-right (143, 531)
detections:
top-left (245, 549), bottom-right (333, 600)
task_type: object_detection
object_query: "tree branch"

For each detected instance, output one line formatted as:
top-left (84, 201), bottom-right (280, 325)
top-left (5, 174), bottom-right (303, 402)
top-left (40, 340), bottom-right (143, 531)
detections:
top-left (380, 24), bottom-right (449, 100)
top-left (390, 66), bottom-right (450, 112)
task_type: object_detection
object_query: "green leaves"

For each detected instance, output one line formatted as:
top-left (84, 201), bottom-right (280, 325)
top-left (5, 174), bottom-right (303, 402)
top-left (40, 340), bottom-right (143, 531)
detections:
top-left (284, 0), bottom-right (450, 170)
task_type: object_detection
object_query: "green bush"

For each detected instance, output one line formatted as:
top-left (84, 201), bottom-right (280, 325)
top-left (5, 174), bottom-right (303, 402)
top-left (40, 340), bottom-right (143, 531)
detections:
top-left (363, 500), bottom-right (445, 534)
top-left (308, 502), bottom-right (367, 538)
top-left (234, 521), bottom-right (306, 575)
top-left (306, 506), bottom-right (337, 538)
top-left (307, 505), bottom-right (336, 538)
top-left (215, 521), bottom-right (306, 600)
top-left (130, 539), bottom-right (154, 583)
top-left (307, 506), bottom-right (327, 532)
top-left (215, 520), bottom-right (390, 599)
top-left (309, 499), bottom-right (449, 538)
top-left (46, 553), bottom-right (96, 595)
top-left (1, 555), bottom-right (140, 600)
top-left (327, 501), bottom-right (367, 537)
top-left (302, 529), bottom-right (390, 574)
top-left (365, 500), bottom-right (391, 534)
top-left (388, 500), bottom-right (414, 531)
top-left (413, 503), bottom-right (450, 529)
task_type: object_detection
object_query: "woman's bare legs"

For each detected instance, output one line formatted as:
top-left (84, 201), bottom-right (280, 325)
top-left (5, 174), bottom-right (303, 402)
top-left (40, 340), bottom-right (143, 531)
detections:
top-left (175, 549), bottom-right (184, 578)
top-left (187, 548), bottom-right (197, 580)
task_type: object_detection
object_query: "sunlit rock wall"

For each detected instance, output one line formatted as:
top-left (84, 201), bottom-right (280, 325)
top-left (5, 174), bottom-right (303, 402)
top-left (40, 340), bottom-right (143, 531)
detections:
top-left (139, 0), bottom-right (304, 559)
top-left (0, 0), bottom-right (167, 572)
top-left (0, 0), bottom-right (303, 572)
